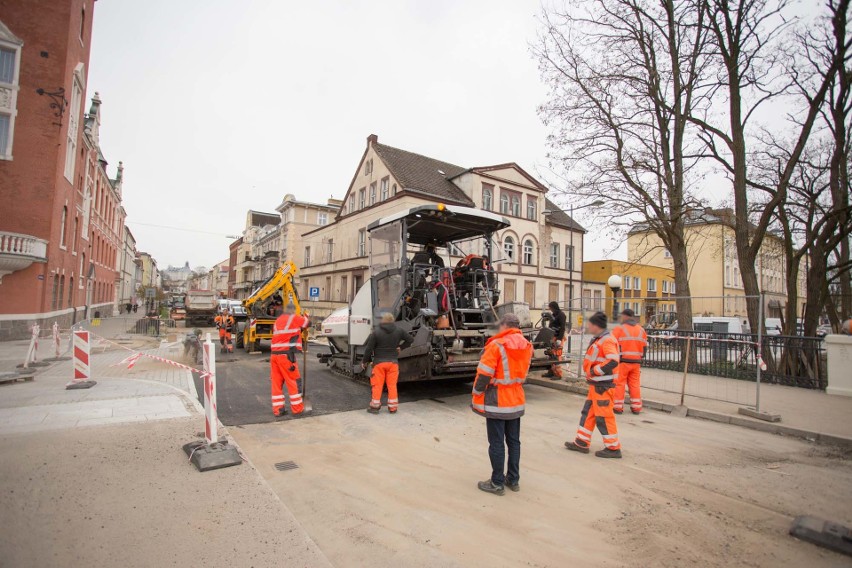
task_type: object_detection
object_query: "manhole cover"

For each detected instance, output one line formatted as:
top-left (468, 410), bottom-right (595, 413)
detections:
top-left (274, 461), bottom-right (299, 472)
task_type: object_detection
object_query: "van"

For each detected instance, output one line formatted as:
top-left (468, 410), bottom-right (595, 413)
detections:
top-left (764, 317), bottom-right (783, 336)
top-left (691, 316), bottom-right (750, 334)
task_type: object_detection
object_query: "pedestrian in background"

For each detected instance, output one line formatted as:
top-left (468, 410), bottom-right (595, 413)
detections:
top-left (543, 301), bottom-right (566, 380)
top-left (565, 311), bottom-right (622, 458)
top-left (269, 304), bottom-right (311, 418)
top-left (611, 308), bottom-right (647, 414)
top-left (472, 313), bottom-right (533, 495)
top-left (361, 313), bottom-right (414, 414)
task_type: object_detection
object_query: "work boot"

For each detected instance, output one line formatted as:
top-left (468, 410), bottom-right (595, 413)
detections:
top-left (274, 409), bottom-right (287, 419)
top-left (506, 482), bottom-right (520, 492)
top-left (564, 441), bottom-right (590, 454)
top-left (543, 371), bottom-right (556, 378)
top-left (388, 408), bottom-right (398, 414)
top-left (595, 448), bottom-right (623, 459)
top-left (614, 409), bottom-right (623, 415)
top-left (367, 406), bottom-right (380, 414)
top-left (477, 480), bottom-right (505, 496)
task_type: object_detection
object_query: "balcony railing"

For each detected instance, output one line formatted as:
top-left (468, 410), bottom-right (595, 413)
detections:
top-left (0, 231), bottom-right (48, 282)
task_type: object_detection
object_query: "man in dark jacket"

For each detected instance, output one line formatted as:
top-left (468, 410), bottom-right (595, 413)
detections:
top-left (362, 313), bottom-right (415, 414)
top-left (544, 301), bottom-right (567, 379)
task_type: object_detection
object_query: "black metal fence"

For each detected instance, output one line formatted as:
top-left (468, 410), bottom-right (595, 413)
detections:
top-left (644, 330), bottom-right (826, 389)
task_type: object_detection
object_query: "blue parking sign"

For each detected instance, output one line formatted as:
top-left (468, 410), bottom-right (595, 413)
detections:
top-left (309, 286), bottom-right (320, 300)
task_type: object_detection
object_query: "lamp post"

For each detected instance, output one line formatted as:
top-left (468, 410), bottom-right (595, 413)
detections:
top-left (608, 274), bottom-right (623, 324)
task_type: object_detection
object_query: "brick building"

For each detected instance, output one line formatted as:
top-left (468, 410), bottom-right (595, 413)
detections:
top-left (0, 0), bottom-right (116, 339)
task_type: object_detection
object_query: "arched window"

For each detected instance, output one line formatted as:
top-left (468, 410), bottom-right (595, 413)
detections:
top-left (527, 197), bottom-right (537, 220)
top-left (523, 239), bottom-right (534, 265)
top-left (503, 236), bottom-right (515, 261)
top-left (482, 185), bottom-right (493, 211)
top-left (60, 206), bottom-right (68, 247)
top-left (500, 193), bottom-right (510, 214)
top-left (68, 277), bottom-right (74, 306)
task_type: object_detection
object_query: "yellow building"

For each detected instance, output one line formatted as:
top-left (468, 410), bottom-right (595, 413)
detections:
top-left (582, 260), bottom-right (676, 325)
top-left (626, 208), bottom-right (806, 320)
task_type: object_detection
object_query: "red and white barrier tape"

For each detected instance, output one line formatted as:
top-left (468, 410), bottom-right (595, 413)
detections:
top-left (94, 333), bottom-right (210, 379)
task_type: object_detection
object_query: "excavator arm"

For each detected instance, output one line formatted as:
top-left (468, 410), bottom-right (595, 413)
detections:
top-left (242, 261), bottom-right (303, 316)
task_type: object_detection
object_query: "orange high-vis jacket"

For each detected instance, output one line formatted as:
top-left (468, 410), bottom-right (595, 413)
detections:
top-left (214, 315), bottom-right (235, 331)
top-left (271, 313), bottom-right (310, 354)
top-left (611, 321), bottom-right (648, 364)
top-left (583, 330), bottom-right (620, 382)
top-left (471, 328), bottom-right (533, 419)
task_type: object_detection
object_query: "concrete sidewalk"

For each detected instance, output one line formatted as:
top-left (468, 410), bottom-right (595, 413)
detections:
top-left (535, 365), bottom-right (852, 443)
top-left (0, 335), bottom-right (331, 567)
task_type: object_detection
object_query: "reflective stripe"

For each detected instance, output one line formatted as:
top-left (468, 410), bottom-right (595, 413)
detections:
top-left (273, 328), bottom-right (303, 335)
top-left (578, 426), bottom-right (593, 435)
top-left (471, 403), bottom-right (525, 414)
top-left (495, 343), bottom-right (511, 382)
top-left (272, 402), bottom-right (284, 407)
top-left (621, 351), bottom-right (644, 357)
top-left (371, 399), bottom-right (380, 404)
top-left (576, 432), bottom-right (591, 442)
top-left (388, 399), bottom-right (398, 403)
top-left (602, 434), bottom-right (618, 440)
top-left (491, 377), bottom-right (525, 385)
top-left (605, 353), bottom-right (620, 361)
top-left (271, 395), bottom-right (286, 400)
top-left (477, 363), bottom-right (495, 375)
top-left (589, 375), bottom-right (615, 382)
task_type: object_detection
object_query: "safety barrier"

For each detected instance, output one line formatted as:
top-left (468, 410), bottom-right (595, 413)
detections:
top-left (202, 335), bottom-right (218, 444)
top-left (66, 330), bottom-right (97, 390)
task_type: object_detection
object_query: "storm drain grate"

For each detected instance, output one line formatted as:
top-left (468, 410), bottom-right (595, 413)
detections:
top-left (274, 461), bottom-right (299, 472)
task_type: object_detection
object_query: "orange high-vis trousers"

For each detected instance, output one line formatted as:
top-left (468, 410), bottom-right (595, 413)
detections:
top-left (270, 353), bottom-right (304, 415)
top-left (574, 384), bottom-right (621, 450)
top-left (370, 362), bottom-right (399, 412)
top-left (218, 328), bottom-right (233, 353)
top-left (549, 339), bottom-right (564, 378)
top-left (614, 362), bottom-right (642, 413)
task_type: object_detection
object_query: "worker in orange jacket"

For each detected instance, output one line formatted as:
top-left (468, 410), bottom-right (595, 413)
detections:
top-left (361, 312), bottom-right (414, 414)
top-left (611, 308), bottom-right (648, 414)
top-left (565, 311), bottom-right (622, 458)
top-left (270, 304), bottom-right (311, 417)
top-left (473, 313), bottom-right (534, 495)
top-left (214, 308), bottom-right (236, 354)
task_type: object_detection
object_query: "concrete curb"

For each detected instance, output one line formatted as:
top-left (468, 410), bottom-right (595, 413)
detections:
top-left (528, 377), bottom-right (852, 450)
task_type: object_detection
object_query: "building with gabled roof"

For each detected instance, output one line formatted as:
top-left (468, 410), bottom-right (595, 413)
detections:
top-left (299, 134), bottom-right (588, 315)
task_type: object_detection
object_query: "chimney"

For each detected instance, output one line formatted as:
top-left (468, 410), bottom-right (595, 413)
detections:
top-left (367, 134), bottom-right (378, 146)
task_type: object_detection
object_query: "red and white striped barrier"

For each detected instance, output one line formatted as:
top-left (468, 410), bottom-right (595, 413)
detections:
top-left (22, 324), bottom-right (39, 369)
top-left (53, 322), bottom-right (60, 359)
top-left (202, 334), bottom-right (218, 445)
top-left (66, 330), bottom-right (97, 389)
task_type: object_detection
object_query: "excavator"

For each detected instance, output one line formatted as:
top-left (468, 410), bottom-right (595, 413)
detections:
top-left (240, 261), bottom-right (303, 354)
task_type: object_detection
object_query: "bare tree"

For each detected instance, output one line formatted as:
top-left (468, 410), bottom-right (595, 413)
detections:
top-left (534, 0), bottom-right (711, 330)
top-left (686, 0), bottom-right (848, 333)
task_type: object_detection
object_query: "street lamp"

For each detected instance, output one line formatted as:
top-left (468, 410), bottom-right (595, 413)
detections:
top-left (608, 274), bottom-right (623, 323)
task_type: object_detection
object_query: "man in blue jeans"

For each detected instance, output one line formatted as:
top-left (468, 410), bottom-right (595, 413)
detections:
top-left (472, 313), bottom-right (533, 495)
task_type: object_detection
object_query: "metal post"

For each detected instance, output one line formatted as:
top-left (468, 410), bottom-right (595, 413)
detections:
top-left (567, 203), bottom-right (574, 353)
top-left (680, 336), bottom-right (692, 406)
top-left (756, 292), bottom-right (764, 413)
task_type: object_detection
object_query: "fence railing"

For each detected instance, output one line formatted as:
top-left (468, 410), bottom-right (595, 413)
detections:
top-left (644, 330), bottom-right (826, 389)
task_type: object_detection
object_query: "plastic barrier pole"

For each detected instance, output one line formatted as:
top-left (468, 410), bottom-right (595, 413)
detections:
top-left (53, 322), bottom-right (60, 358)
top-left (203, 333), bottom-right (218, 446)
top-left (66, 330), bottom-right (97, 389)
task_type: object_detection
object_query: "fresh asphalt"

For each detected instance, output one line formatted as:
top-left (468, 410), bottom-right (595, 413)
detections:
top-left (190, 339), bottom-right (474, 426)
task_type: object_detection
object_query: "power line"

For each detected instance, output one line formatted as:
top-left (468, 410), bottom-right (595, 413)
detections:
top-left (126, 221), bottom-right (237, 238)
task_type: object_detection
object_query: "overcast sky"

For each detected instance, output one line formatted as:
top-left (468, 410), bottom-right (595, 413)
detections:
top-left (87, 0), bottom-right (620, 270)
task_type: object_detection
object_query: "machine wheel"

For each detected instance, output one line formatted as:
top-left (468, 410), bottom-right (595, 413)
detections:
top-left (235, 330), bottom-right (244, 348)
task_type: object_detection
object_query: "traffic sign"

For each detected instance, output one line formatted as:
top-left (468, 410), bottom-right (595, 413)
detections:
top-left (309, 286), bottom-right (320, 300)
top-left (145, 288), bottom-right (156, 298)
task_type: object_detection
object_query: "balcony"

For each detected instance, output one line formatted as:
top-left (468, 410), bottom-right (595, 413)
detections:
top-left (0, 232), bottom-right (48, 283)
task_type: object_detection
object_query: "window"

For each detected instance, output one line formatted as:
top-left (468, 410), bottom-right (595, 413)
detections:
top-left (500, 193), bottom-right (510, 214)
top-left (671, 281), bottom-right (676, 294)
top-left (64, 76), bottom-right (83, 181)
top-left (482, 184), bottom-right (493, 211)
top-left (326, 239), bottom-right (333, 263)
top-left (52, 275), bottom-right (59, 310)
top-left (60, 207), bottom-right (68, 248)
top-left (647, 278), bottom-right (657, 292)
top-left (550, 243), bottom-right (560, 268)
top-left (526, 197), bottom-right (537, 220)
top-left (565, 245), bottom-right (574, 271)
top-left (503, 236), bottom-right (515, 261)
top-left (72, 216), bottom-right (78, 252)
top-left (364, 159), bottom-right (372, 176)
top-left (662, 281), bottom-right (669, 293)
top-left (664, 249), bottom-right (672, 258)
top-left (523, 240), bottom-right (534, 265)
top-left (593, 290), bottom-right (602, 310)
top-left (0, 45), bottom-right (20, 159)
top-left (80, 5), bottom-right (86, 42)
top-left (511, 195), bottom-right (521, 217)
top-left (358, 229), bottom-right (366, 257)
top-left (317, 211), bottom-right (328, 226)
top-left (380, 178), bottom-right (389, 200)
top-left (369, 182), bottom-right (376, 206)
top-left (59, 276), bottom-right (65, 309)
top-left (348, 195), bottom-right (355, 214)
top-left (358, 188), bottom-right (366, 209)
top-left (68, 277), bottom-right (74, 306)
top-left (304, 246), bottom-right (311, 267)
top-left (623, 276), bottom-right (631, 290)
top-left (392, 183), bottom-right (397, 196)
top-left (633, 276), bottom-right (640, 290)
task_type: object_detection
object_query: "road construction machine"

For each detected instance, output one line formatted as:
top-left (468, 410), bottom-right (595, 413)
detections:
top-left (240, 261), bottom-right (303, 353)
top-left (318, 204), bottom-right (557, 382)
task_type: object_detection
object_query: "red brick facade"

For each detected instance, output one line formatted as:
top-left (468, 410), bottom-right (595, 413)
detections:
top-left (0, 0), bottom-right (117, 339)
